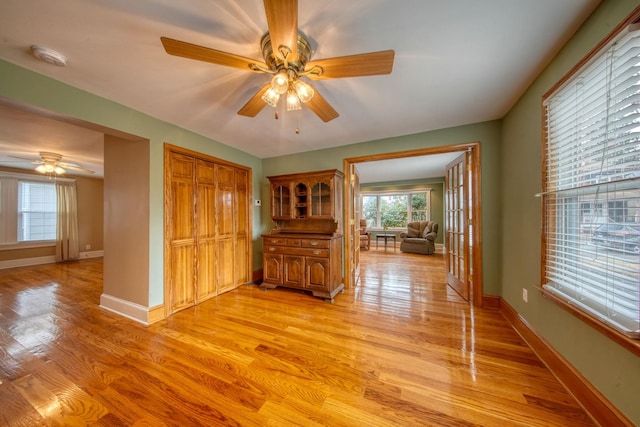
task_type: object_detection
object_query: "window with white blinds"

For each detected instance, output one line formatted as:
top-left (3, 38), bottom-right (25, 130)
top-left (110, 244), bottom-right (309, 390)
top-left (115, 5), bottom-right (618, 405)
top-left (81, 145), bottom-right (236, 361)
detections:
top-left (17, 181), bottom-right (57, 242)
top-left (541, 22), bottom-right (640, 338)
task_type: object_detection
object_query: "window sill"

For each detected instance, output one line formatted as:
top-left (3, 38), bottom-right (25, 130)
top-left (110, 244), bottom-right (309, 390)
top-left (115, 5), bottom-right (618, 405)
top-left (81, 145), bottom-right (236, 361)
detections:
top-left (540, 286), bottom-right (640, 357)
top-left (0, 241), bottom-right (56, 251)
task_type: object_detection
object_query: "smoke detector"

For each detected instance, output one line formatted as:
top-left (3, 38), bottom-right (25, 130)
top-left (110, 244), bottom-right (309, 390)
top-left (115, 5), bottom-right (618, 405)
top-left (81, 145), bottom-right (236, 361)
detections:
top-left (31, 45), bottom-right (67, 67)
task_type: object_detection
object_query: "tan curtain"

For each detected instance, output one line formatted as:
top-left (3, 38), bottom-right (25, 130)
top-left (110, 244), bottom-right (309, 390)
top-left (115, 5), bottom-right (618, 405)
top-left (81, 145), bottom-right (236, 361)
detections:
top-left (55, 181), bottom-right (79, 261)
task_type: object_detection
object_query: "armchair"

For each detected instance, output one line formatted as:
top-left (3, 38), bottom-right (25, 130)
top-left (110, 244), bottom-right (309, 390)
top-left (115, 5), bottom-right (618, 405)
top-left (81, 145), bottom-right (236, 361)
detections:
top-left (359, 219), bottom-right (370, 250)
top-left (399, 221), bottom-right (438, 255)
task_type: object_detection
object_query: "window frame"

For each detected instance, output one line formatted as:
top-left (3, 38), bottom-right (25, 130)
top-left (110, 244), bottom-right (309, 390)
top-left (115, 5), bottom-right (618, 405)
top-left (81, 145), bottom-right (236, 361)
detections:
top-left (540, 9), bottom-right (640, 355)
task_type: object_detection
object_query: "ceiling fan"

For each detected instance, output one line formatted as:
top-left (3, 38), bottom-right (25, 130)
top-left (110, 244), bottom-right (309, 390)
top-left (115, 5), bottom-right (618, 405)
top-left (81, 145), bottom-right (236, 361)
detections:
top-left (8, 152), bottom-right (95, 175)
top-left (160, 0), bottom-right (395, 122)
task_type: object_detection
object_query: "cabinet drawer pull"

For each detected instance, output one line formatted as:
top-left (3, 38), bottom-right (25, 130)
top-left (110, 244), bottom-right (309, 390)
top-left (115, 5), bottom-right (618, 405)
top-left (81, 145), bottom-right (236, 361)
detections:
top-left (309, 241), bottom-right (319, 246)
top-left (313, 250), bottom-right (321, 255)
top-left (269, 247), bottom-right (276, 252)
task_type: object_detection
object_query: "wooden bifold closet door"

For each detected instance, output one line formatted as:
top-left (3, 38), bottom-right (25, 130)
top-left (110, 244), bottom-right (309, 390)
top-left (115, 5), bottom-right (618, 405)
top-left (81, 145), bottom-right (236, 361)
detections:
top-left (165, 145), bottom-right (251, 316)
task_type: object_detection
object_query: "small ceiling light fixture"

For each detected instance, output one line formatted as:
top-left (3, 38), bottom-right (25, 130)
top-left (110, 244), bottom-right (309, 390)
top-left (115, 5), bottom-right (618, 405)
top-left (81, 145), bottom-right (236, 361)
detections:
top-left (261, 87), bottom-right (280, 107)
top-left (286, 88), bottom-right (302, 111)
top-left (293, 79), bottom-right (314, 103)
top-left (36, 163), bottom-right (66, 176)
top-left (270, 70), bottom-right (289, 94)
top-left (31, 45), bottom-right (68, 67)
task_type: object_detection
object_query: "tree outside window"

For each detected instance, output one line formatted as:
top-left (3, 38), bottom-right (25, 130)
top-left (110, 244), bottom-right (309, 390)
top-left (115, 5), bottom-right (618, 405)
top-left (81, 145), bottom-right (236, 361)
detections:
top-left (362, 195), bottom-right (378, 228)
top-left (380, 195), bottom-right (407, 228)
top-left (410, 193), bottom-right (427, 222)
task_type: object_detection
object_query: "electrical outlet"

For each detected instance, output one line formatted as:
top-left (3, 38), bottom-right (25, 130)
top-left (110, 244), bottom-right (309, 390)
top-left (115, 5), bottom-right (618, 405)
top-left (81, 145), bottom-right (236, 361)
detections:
top-left (522, 288), bottom-right (528, 303)
top-left (86, 244), bottom-right (91, 250)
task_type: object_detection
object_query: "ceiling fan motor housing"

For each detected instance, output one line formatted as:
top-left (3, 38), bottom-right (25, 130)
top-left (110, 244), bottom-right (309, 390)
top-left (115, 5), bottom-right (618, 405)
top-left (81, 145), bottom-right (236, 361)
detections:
top-left (260, 32), bottom-right (312, 74)
top-left (39, 151), bottom-right (63, 163)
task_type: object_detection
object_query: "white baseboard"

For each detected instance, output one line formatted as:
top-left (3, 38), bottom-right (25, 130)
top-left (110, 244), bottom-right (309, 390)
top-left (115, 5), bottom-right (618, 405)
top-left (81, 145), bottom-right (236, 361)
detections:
top-left (79, 250), bottom-right (104, 259)
top-left (100, 293), bottom-right (151, 325)
top-left (0, 250), bottom-right (104, 270)
top-left (0, 255), bottom-right (56, 269)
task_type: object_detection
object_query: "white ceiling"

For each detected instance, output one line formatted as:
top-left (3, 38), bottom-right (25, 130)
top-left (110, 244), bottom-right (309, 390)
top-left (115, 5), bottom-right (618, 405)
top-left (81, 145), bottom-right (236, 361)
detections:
top-left (0, 0), bottom-right (600, 180)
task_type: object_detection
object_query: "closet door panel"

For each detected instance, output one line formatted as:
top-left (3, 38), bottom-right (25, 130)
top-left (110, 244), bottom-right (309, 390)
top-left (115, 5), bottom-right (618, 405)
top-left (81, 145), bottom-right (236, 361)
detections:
top-left (169, 153), bottom-right (196, 312)
top-left (216, 164), bottom-right (236, 292)
top-left (235, 235), bottom-right (249, 284)
top-left (235, 169), bottom-right (250, 284)
top-left (216, 164), bottom-right (235, 236)
top-left (216, 238), bottom-right (235, 293)
top-left (197, 160), bottom-right (217, 300)
top-left (197, 240), bottom-right (216, 300)
top-left (170, 245), bottom-right (195, 311)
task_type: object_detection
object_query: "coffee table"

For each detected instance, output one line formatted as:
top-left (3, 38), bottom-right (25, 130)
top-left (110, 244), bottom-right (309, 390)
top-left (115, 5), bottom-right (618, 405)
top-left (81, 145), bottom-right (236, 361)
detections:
top-left (376, 233), bottom-right (396, 251)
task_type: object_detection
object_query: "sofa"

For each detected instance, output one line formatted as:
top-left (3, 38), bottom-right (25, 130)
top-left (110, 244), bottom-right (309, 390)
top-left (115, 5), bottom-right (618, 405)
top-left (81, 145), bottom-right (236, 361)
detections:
top-left (399, 221), bottom-right (438, 255)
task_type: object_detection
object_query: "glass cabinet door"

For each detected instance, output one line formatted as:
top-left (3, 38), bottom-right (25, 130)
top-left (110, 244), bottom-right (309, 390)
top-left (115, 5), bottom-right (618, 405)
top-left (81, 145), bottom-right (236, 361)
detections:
top-left (272, 184), bottom-right (291, 218)
top-left (310, 181), bottom-right (332, 217)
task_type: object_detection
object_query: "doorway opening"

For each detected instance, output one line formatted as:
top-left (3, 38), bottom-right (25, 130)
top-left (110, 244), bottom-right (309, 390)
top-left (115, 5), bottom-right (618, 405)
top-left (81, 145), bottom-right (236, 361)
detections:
top-left (343, 142), bottom-right (482, 307)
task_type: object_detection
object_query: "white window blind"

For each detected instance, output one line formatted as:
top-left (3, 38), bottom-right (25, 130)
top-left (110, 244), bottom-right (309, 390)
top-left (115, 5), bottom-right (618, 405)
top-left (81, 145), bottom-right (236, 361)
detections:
top-left (18, 181), bottom-right (57, 242)
top-left (542, 23), bottom-right (640, 338)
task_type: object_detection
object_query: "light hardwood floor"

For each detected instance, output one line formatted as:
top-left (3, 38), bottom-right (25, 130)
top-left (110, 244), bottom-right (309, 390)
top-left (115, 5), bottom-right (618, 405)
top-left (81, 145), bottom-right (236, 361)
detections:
top-left (0, 248), bottom-right (596, 426)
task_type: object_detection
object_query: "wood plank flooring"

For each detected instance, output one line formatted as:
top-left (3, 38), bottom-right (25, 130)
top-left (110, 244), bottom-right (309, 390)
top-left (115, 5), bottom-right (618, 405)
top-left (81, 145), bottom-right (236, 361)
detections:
top-left (0, 249), bottom-right (596, 426)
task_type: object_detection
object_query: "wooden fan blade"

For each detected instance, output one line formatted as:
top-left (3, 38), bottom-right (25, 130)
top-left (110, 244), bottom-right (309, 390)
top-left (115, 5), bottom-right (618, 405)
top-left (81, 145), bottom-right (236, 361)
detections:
top-left (8, 155), bottom-right (39, 164)
top-left (238, 84), bottom-right (271, 117)
top-left (62, 165), bottom-right (95, 175)
top-left (161, 37), bottom-right (267, 72)
top-left (305, 89), bottom-right (339, 122)
top-left (263, 0), bottom-right (298, 61)
top-left (306, 50), bottom-right (395, 80)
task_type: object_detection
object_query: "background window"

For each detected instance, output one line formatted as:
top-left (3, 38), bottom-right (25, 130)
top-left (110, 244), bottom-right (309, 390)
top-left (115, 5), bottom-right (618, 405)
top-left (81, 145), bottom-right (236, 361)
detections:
top-left (18, 181), bottom-right (56, 242)
top-left (361, 191), bottom-right (431, 229)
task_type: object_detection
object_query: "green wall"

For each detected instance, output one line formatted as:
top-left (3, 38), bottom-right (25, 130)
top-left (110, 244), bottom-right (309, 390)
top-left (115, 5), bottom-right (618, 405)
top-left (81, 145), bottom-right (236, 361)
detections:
top-left (0, 60), bottom-right (263, 307)
top-left (501, 0), bottom-right (640, 423)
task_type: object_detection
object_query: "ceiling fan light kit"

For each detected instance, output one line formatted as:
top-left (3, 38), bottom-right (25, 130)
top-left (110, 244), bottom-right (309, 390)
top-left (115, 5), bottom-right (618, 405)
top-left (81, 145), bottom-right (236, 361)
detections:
top-left (160, 0), bottom-right (395, 123)
top-left (36, 163), bottom-right (65, 175)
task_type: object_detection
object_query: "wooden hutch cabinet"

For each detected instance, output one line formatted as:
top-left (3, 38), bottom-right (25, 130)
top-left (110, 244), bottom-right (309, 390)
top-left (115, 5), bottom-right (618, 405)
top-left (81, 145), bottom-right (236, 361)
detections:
top-left (262, 169), bottom-right (344, 302)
